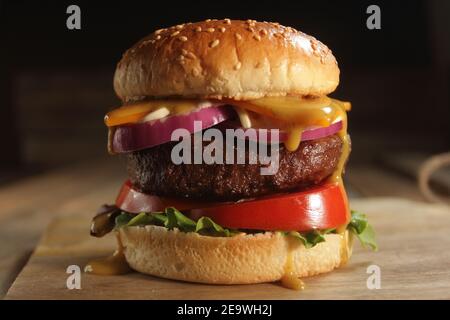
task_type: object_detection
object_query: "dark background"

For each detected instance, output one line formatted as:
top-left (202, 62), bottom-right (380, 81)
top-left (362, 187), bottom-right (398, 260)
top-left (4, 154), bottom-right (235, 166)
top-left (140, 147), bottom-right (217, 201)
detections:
top-left (0, 0), bottom-right (449, 183)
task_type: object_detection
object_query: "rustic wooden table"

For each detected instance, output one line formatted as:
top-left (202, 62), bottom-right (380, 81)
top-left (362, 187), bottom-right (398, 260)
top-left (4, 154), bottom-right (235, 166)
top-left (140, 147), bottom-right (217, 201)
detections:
top-left (0, 157), bottom-right (442, 299)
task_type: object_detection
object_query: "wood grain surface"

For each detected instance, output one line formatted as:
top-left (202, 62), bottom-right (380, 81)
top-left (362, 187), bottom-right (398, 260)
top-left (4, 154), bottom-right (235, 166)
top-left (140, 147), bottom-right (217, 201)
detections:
top-left (0, 157), bottom-right (125, 296)
top-left (5, 198), bottom-right (450, 300)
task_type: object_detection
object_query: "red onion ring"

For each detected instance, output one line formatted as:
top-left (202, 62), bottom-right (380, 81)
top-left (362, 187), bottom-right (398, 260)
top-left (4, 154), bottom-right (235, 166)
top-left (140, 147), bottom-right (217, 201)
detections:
top-left (220, 120), bottom-right (343, 144)
top-left (112, 104), bottom-right (234, 153)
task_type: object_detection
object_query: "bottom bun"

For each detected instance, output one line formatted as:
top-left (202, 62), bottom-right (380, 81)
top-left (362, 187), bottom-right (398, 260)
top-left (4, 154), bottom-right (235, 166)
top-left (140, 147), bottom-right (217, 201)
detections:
top-left (118, 226), bottom-right (353, 285)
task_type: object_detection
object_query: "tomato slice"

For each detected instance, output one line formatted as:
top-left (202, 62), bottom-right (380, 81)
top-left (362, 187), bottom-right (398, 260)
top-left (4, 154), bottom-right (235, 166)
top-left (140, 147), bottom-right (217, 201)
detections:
top-left (116, 180), bottom-right (212, 213)
top-left (190, 183), bottom-right (350, 232)
top-left (116, 180), bottom-right (349, 232)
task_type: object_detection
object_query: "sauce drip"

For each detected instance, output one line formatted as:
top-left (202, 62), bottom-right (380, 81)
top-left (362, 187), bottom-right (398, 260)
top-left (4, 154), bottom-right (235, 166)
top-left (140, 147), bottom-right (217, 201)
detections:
top-left (326, 99), bottom-right (351, 225)
top-left (284, 126), bottom-right (304, 152)
top-left (280, 237), bottom-right (305, 290)
top-left (339, 230), bottom-right (353, 267)
top-left (85, 234), bottom-right (132, 275)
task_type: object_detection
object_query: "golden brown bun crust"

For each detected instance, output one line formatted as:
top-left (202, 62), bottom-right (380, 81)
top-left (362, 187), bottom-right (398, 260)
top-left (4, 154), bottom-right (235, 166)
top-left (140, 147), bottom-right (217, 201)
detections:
top-left (118, 226), bottom-right (352, 284)
top-left (114, 19), bottom-right (340, 102)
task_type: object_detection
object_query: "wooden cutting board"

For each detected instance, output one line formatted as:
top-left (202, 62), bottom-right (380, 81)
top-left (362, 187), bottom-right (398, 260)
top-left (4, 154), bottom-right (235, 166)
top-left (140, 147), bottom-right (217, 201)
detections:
top-left (5, 198), bottom-right (450, 300)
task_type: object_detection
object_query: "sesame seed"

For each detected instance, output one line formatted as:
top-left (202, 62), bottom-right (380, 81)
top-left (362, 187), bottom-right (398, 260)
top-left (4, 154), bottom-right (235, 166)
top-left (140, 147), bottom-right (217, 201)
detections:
top-left (235, 33), bottom-right (242, 40)
top-left (247, 27), bottom-right (254, 32)
top-left (224, 18), bottom-right (231, 24)
top-left (181, 49), bottom-right (188, 55)
top-left (177, 55), bottom-right (185, 61)
top-left (253, 34), bottom-right (261, 41)
top-left (155, 29), bottom-right (164, 35)
top-left (219, 27), bottom-right (226, 33)
top-left (205, 19), bottom-right (211, 22)
top-left (209, 39), bottom-right (220, 48)
top-left (234, 62), bottom-right (242, 70)
top-left (195, 26), bottom-right (202, 32)
top-left (155, 35), bottom-right (161, 40)
top-left (179, 36), bottom-right (188, 41)
top-left (206, 27), bottom-right (215, 33)
top-left (260, 29), bottom-right (267, 36)
top-left (171, 31), bottom-right (180, 37)
top-left (175, 24), bottom-right (184, 30)
top-left (186, 52), bottom-right (196, 59)
top-left (141, 39), bottom-right (154, 47)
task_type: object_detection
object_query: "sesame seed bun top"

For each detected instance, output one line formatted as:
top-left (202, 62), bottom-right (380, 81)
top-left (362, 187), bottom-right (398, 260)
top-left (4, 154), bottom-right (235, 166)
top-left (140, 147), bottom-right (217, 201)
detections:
top-left (114, 19), bottom-right (340, 102)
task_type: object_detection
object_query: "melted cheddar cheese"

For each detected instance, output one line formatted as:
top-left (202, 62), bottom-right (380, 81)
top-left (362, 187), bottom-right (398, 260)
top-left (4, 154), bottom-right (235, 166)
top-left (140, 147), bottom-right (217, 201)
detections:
top-left (105, 96), bottom-right (351, 176)
top-left (104, 100), bottom-right (215, 127)
top-left (231, 96), bottom-right (349, 152)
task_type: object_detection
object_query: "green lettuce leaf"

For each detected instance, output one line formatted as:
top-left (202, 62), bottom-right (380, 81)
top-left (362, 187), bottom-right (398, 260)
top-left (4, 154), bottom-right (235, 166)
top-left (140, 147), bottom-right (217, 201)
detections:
top-left (115, 213), bottom-right (133, 228)
top-left (113, 207), bottom-right (377, 252)
top-left (348, 210), bottom-right (378, 251)
top-left (195, 216), bottom-right (239, 237)
top-left (285, 230), bottom-right (326, 248)
top-left (285, 211), bottom-right (377, 251)
top-left (165, 207), bottom-right (196, 232)
top-left (152, 213), bottom-right (169, 226)
top-left (114, 208), bottom-right (236, 236)
top-left (127, 212), bottom-right (155, 227)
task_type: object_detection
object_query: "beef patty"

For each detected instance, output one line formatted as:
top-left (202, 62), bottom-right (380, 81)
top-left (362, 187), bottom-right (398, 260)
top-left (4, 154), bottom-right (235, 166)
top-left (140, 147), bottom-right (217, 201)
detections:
top-left (126, 134), bottom-right (345, 201)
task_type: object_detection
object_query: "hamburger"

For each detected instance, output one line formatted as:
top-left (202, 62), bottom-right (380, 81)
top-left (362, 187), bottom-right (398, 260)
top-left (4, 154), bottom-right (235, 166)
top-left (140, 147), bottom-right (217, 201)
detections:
top-left (88, 19), bottom-right (377, 289)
